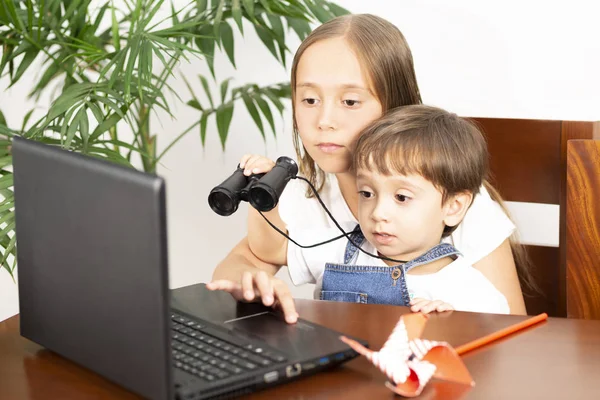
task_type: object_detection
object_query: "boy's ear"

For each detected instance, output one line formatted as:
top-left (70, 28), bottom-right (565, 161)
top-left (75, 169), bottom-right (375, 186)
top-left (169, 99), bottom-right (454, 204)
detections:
top-left (443, 191), bottom-right (473, 228)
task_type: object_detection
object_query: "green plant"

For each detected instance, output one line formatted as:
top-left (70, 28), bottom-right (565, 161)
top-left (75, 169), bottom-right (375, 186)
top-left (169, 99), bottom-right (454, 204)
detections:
top-left (0, 0), bottom-right (349, 279)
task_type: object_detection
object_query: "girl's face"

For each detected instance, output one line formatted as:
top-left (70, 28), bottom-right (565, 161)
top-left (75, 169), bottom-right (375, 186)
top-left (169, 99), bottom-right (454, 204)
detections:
top-left (294, 37), bottom-right (383, 174)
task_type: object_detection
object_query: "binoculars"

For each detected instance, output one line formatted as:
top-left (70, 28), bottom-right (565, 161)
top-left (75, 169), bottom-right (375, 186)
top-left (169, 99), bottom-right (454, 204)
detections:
top-left (208, 156), bottom-right (298, 216)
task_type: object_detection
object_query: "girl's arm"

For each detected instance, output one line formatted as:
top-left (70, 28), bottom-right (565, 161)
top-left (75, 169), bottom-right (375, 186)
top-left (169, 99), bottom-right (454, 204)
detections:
top-left (472, 239), bottom-right (527, 315)
top-left (209, 236), bottom-right (298, 323)
top-left (238, 154), bottom-right (291, 266)
top-left (247, 206), bottom-right (289, 266)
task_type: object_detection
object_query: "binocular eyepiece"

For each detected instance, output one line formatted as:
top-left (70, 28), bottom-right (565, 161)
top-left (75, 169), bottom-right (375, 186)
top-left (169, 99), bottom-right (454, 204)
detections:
top-left (208, 156), bottom-right (298, 216)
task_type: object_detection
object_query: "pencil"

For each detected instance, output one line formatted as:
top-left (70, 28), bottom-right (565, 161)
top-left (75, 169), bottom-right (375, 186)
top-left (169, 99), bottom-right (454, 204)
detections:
top-left (455, 313), bottom-right (548, 355)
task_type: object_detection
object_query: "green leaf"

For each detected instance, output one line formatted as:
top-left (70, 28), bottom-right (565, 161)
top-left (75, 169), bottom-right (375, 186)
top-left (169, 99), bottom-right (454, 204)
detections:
top-left (111, 1), bottom-right (121, 52)
top-left (242, 0), bottom-right (254, 17)
top-left (196, 0), bottom-right (208, 13)
top-left (92, 3), bottom-right (110, 33)
top-left (213, 0), bottom-right (225, 38)
top-left (0, 156), bottom-right (12, 169)
top-left (263, 88), bottom-right (286, 115)
top-left (90, 112), bottom-right (123, 141)
top-left (88, 102), bottom-right (105, 124)
top-left (253, 94), bottom-right (276, 137)
top-left (286, 17), bottom-right (310, 40)
top-left (258, 0), bottom-right (272, 13)
top-left (195, 25), bottom-right (216, 77)
top-left (170, 1), bottom-right (179, 25)
top-left (0, 110), bottom-right (6, 126)
top-left (215, 103), bottom-right (234, 150)
top-left (78, 107), bottom-right (89, 143)
top-left (232, 0), bottom-right (243, 33)
top-left (254, 25), bottom-right (279, 63)
top-left (0, 196), bottom-right (14, 213)
top-left (0, 235), bottom-right (16, 273)
top-left (267, 15), bottom-right (285, 44)
top-left (0, 174), bottom-right (13, 191)
top-left (64, 109), bottom-right (81, 148)
top-left (306, 0), bottom-right (333, 23)
top-left (326, 2), bottom-right (350, 17)
top-left (241, 92), bottom-right (264, 139)
top-left (3, 0), bottom-right (24, 31)
top-left (0, 222), bottom-right (15, 242)
top-left (187, 99), bottom-right (203, 110)
top-left (219, 21), bottom-right (235, 68)
top-left (21, 109), bottom-right (34, 132)
top-left (0, 209), bottom-right (14, 225)
top-left (29, 61), bottom-right (61, 96)
top-left (198, 74), bottom-right (214, 108)
top-left (124, 37), bottom-right (141, 100)
top-left (11, 49), bottom-right (39, 86)
top-left (0, 43), bottom-right (13, 77)
top-left (199, 112), bottom-right (208, 147)
top-left (220, 77), bottom-right (232, 103)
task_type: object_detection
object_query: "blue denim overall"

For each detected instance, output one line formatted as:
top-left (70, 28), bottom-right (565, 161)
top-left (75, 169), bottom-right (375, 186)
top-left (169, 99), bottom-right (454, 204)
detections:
top-left (319, 226), bottom-right (461, 305)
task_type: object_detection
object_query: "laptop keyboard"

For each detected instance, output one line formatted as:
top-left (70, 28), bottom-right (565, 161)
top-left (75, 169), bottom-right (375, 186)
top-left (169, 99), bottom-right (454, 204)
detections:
top-left (171, 313), bottom-right (288, 383)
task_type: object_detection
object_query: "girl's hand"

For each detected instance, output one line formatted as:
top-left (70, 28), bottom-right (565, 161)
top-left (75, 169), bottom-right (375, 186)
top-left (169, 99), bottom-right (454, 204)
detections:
top-left (410, 298), bottom-right (454, 314)
top-left (239, 154), bottom-right (276, 176)
top-left (206, 270), bottom-right (299, 324)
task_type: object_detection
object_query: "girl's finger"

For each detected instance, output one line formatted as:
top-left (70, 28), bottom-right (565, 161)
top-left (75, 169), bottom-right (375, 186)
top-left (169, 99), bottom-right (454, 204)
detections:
top-left (243, 155), bottom-right (263, 175)
top-left (239, 154), bottom-right (254, 168)
top-left (254, 271), bottom-right (274, 306)
top-left (248, 159), bottom-right (275, 175)
top-left (273, 283), bottom-right (298, 324)
top-left (241, 271), bottom-right (256, 301)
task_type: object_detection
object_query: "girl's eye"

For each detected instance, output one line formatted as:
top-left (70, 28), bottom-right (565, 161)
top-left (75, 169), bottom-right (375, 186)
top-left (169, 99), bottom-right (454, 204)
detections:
top-left (359, 190), bottom-right (373, 198)
top-left (396, 194), bottom-right (410, 202)
top-left (302, 98), bottom-right (318, 105)
top-left (343, 99), bottom-right (360, 107)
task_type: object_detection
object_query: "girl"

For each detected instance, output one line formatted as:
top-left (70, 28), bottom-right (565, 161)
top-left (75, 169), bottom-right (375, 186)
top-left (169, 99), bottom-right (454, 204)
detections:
top-left (207, 14), bottom-right (527, 322)
top-left (289, 104), bottom-right (510, 314)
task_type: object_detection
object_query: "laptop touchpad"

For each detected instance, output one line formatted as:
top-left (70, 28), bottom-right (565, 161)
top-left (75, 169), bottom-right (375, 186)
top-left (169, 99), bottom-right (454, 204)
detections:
top-left (225, 312), bottom-right (341, 358)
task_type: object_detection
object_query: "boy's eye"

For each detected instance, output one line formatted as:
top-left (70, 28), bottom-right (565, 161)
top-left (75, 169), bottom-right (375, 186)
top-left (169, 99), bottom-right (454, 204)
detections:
top-left (343, 99), bottom-right (360, 107)
top-left (396, 194), bottom-right (410, 202)
top-left (359, 190), bottom-right (372, 198)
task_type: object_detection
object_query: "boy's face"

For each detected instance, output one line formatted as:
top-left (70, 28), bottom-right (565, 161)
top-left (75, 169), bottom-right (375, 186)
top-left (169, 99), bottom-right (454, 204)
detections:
top-left (356, 168), bottom-right (465, 264)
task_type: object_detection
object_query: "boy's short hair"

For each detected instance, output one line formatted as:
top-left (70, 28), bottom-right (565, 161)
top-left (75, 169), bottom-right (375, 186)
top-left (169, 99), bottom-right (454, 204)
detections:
top-left (352, 105), bottom-right (489, 234)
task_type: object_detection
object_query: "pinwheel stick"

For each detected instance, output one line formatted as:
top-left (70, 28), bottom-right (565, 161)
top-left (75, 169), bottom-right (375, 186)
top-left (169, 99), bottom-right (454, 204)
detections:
top-left (455, 313), bottom-right (548, 356)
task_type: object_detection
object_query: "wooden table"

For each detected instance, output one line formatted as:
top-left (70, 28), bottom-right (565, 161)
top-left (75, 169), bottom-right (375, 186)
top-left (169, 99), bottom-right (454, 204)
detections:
top-left (2, 289), bottom-right (600, 400)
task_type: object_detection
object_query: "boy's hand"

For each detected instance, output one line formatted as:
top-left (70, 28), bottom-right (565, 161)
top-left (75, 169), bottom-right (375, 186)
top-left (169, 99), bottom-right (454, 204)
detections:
top-left (410, 298), bottom-right (454, 314)
top-left (239, 154), bottom-right (275, 176)
top-left (206, 270), bottom-right (299, 324)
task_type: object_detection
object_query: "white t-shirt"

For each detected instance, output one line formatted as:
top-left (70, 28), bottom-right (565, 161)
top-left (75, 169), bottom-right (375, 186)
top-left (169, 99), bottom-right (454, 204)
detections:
top-left (285, 221), bottom-right (509, 314)
top-left (279, 173), bottom-right (515, 294)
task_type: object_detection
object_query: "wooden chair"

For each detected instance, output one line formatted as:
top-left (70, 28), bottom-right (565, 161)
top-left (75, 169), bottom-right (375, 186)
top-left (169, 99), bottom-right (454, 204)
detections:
top-left (566, 139), bottom-right (600, 319)
top-left (469, 118), bottom-right (600, 317)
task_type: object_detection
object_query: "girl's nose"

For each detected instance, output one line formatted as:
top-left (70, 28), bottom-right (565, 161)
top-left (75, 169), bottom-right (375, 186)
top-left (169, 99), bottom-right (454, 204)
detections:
top-left (318, 102), bottom-right (336, 131)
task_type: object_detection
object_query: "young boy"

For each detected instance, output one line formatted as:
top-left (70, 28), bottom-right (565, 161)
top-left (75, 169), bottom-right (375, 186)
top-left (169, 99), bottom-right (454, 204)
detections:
top-left (286, 105), bottom-right (510, 314)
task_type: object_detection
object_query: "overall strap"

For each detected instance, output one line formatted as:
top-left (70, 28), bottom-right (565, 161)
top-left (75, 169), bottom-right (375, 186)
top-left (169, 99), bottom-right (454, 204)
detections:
top-left (343, 225), bottom-right (366, 264)
top-left (403, 243), bottom-right (462, 272)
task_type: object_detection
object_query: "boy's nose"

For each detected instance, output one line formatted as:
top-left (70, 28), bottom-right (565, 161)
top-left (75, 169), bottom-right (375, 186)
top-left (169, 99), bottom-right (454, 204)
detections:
top-left (371, 202), bottom-right (390, 222)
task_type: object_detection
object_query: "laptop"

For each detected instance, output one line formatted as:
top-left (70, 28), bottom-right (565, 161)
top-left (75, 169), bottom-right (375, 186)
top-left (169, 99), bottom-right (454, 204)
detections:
top-left (11, 136), bottom-right (367, 399)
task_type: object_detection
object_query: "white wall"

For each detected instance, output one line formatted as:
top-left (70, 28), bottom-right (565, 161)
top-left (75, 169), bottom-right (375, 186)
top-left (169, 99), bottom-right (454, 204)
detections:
top-left (2, 0), bottom-right (600, 322)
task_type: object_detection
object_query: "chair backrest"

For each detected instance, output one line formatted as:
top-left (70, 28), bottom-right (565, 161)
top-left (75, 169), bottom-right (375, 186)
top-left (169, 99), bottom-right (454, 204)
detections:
top-left (469, 117), bottom-right (600, 318)
top-left (566, 139), bottom-right (600, 319)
